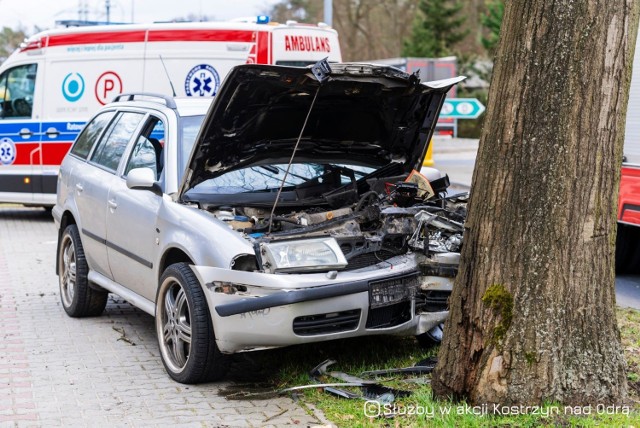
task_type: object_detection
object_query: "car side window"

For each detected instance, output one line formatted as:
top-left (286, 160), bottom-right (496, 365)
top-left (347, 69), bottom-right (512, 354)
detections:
top-left (125, 136), bottom-right (158, 177)
top-left (70, 111), bottom-right (115, 160)
top-left (124, 117), bottom-right (165, 180)
top-left (0, 63), bottom-right (37, 119)
top-left (90, 112), bottom-right (144, 172)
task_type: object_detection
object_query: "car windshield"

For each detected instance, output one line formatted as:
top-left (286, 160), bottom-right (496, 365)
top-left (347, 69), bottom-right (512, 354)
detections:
top-left (178, 115), bottom-right (206, 181)
top-left (190, 163), bottom-right (374, 194)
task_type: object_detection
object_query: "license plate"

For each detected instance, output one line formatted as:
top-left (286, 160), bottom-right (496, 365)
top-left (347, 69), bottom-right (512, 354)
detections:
top-left (369, 275), bottom-right (418, 308)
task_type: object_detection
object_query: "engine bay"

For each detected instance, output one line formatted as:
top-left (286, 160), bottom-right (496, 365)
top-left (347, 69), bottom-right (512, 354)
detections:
top-left (204, 168), bottom-right (467, 278)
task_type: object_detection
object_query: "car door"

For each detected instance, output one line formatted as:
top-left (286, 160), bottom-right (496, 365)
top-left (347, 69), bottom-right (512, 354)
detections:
top-left (77, 111), bottom-right (145, 279)
top-left (64, 110), bottom-right (114, 274)
top-left (0, 63), bottom-right (42, 200)
top-left (106, 115), bottom-right (166, 301)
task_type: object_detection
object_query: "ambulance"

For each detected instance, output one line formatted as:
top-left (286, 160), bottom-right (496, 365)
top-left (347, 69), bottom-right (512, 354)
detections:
top-left (0, 19), bottom-right (342, 207)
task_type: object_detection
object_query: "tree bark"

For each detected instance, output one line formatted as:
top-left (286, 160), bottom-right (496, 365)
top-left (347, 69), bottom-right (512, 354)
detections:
top-left (432, 0), bottom-right (639, 405)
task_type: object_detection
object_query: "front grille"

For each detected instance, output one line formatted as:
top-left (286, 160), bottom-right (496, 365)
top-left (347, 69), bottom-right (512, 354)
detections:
top-left (365, 301), bottom-right (411, 329)
top-left (421, 290), bottom-right (450, 312)
top-left (293, 309), bottom-right (361, 336)
top-left (344, 250), bottom-right (398, 271)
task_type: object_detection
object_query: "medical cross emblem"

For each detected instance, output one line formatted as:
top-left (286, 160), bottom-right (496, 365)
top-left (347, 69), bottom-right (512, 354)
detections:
top-left (185, 64), bottom-right (220, 97)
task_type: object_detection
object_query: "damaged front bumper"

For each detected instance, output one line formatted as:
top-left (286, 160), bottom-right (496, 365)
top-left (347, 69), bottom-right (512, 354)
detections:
top-left (190, 255), bottom-right (451, 353)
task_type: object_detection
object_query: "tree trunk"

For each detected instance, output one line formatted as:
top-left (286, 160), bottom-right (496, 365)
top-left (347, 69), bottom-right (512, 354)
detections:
top-left (432, 0), bottom-right (639, 405)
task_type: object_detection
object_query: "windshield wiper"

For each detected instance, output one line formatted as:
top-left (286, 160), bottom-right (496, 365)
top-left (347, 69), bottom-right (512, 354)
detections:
top-left (259, 165), bottom-right (280, 174)
top-left (332, 164), bottom-right (369, 178)
top-left (274, 165), bottom-right (317, 182)
top-left (250, 167), bottom-right (297, 187)
top-left (258, 165), bottom-right (317, 184)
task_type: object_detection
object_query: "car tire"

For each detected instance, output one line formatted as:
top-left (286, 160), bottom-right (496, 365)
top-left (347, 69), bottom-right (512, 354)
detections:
top-left (58, 224), bottom-right (108, 317)
top-left (156, 263), bottom-right (229, 384)
top-left (416, 322), bottom-right (444, 348)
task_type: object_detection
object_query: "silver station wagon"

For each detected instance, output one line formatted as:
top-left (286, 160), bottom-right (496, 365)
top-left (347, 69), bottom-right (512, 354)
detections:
top-left (53, 62), bottom-right (466, 383)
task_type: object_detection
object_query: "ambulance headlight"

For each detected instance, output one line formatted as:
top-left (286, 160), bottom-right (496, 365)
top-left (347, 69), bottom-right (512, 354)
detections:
top-left (260, 238), bottom-right (347, 273)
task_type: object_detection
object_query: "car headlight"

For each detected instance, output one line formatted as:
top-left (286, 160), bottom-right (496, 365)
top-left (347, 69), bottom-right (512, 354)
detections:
top-left (260, 237), bottom-right (348, 273)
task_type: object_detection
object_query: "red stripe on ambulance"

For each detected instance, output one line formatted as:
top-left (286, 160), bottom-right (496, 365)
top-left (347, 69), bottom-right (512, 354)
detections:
top-left (47, 31), bottom-right (146, 47)
top-left (10, 142), bottom-right (73, 166)
top-left (148, 29), bottom-right (255, 43)
top-left (45, 29), bottom-right (258, 48)
top-left (42, 143), bottom-right (73, 166)
top-left (256, 31), bottom-right (270, 64)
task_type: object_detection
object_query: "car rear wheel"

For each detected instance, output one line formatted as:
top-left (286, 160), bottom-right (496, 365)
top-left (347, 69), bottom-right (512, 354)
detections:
top-left (58, 224), bottom-right (108, 317)
top-left (156, 263), bottom-right (229, 384)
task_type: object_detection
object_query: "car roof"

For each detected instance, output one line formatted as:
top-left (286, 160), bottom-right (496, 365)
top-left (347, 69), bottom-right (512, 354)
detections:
top-left (173, 98), bottom-right (213, 116)
top-left (106, 94), bottom-right (212, 117)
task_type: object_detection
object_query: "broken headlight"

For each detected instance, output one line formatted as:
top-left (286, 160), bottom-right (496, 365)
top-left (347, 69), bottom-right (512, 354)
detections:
top-left (260, 237), bottom-right (348, 273)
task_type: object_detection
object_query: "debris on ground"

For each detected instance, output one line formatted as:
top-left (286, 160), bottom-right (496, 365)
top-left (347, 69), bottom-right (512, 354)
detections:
top-left (281, 359), bottom-right (437, 404)
top-left (360, 356), bottom-right (437, 378)
top-left (112, 326), bottom-right (136, 346)
top-left (220, 357), bottom-right (437, 408)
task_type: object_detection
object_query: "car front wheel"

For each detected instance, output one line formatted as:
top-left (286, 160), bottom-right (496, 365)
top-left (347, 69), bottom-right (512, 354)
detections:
top-left (58, 224), bottom-right (108, 317)
top-left (156, 263), bottom-right (228, 384)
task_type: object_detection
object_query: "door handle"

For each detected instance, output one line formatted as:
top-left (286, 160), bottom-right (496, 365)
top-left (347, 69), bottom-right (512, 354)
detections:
top-left (75, 183), bottom-right (84, 193)
top-left (19, 128), bottom-right (33, 138)
top-left (108, 200), bottom-right (118, 209)
top-left (45, 127), bottom-right (60, 138)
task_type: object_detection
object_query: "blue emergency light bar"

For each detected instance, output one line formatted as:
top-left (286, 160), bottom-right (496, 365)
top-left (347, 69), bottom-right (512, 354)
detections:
top-left (257, 15), bottom-right (270, 24)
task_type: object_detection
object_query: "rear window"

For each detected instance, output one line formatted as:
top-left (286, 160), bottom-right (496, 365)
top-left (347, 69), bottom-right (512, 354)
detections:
top-left (70, 111), bottom-right (115, 159)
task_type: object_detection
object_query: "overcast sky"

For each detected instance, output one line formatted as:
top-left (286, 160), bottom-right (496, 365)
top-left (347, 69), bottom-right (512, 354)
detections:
top-left (0, 0), bottom-right (283, 35)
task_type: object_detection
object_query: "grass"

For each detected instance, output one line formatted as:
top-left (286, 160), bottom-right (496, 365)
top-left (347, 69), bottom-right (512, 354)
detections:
top-left (619, 307), bottom-right (640, 401)
top-left (225, 308), bottom-right (640, 427)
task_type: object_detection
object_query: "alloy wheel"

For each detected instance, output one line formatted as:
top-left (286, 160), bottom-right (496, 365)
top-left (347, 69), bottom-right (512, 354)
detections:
top-left (59, 235), bottom-right (77, 308)
top-left (159, 279), bottom-right (193, 372)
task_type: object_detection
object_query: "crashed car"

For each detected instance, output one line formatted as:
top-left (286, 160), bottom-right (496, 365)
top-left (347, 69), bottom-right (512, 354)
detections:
top-left (53, 62), bottom-right (466, 384)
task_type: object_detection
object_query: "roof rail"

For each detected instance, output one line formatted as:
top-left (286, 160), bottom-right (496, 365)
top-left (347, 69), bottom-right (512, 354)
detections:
top-left (112, 92), bottom-right (177, 109)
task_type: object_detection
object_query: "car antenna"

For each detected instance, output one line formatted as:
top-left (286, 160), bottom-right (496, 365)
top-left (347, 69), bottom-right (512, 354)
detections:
top-left (159, 55), bottom-right (177, 97)
top-left (267, 58), bottom-right (332, 234)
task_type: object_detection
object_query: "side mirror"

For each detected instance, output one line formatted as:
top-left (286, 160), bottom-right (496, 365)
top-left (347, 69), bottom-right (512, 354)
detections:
top-left (126, 167), bottom-right (162, 196)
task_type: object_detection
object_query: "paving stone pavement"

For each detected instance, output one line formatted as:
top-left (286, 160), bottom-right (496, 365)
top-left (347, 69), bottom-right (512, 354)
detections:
top-left (0, 206), bottom-right (327, 427)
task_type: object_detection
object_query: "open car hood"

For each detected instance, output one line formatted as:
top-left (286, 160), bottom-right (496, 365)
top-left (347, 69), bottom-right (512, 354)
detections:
top-left (178, 63), bottom-right (464, 199)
